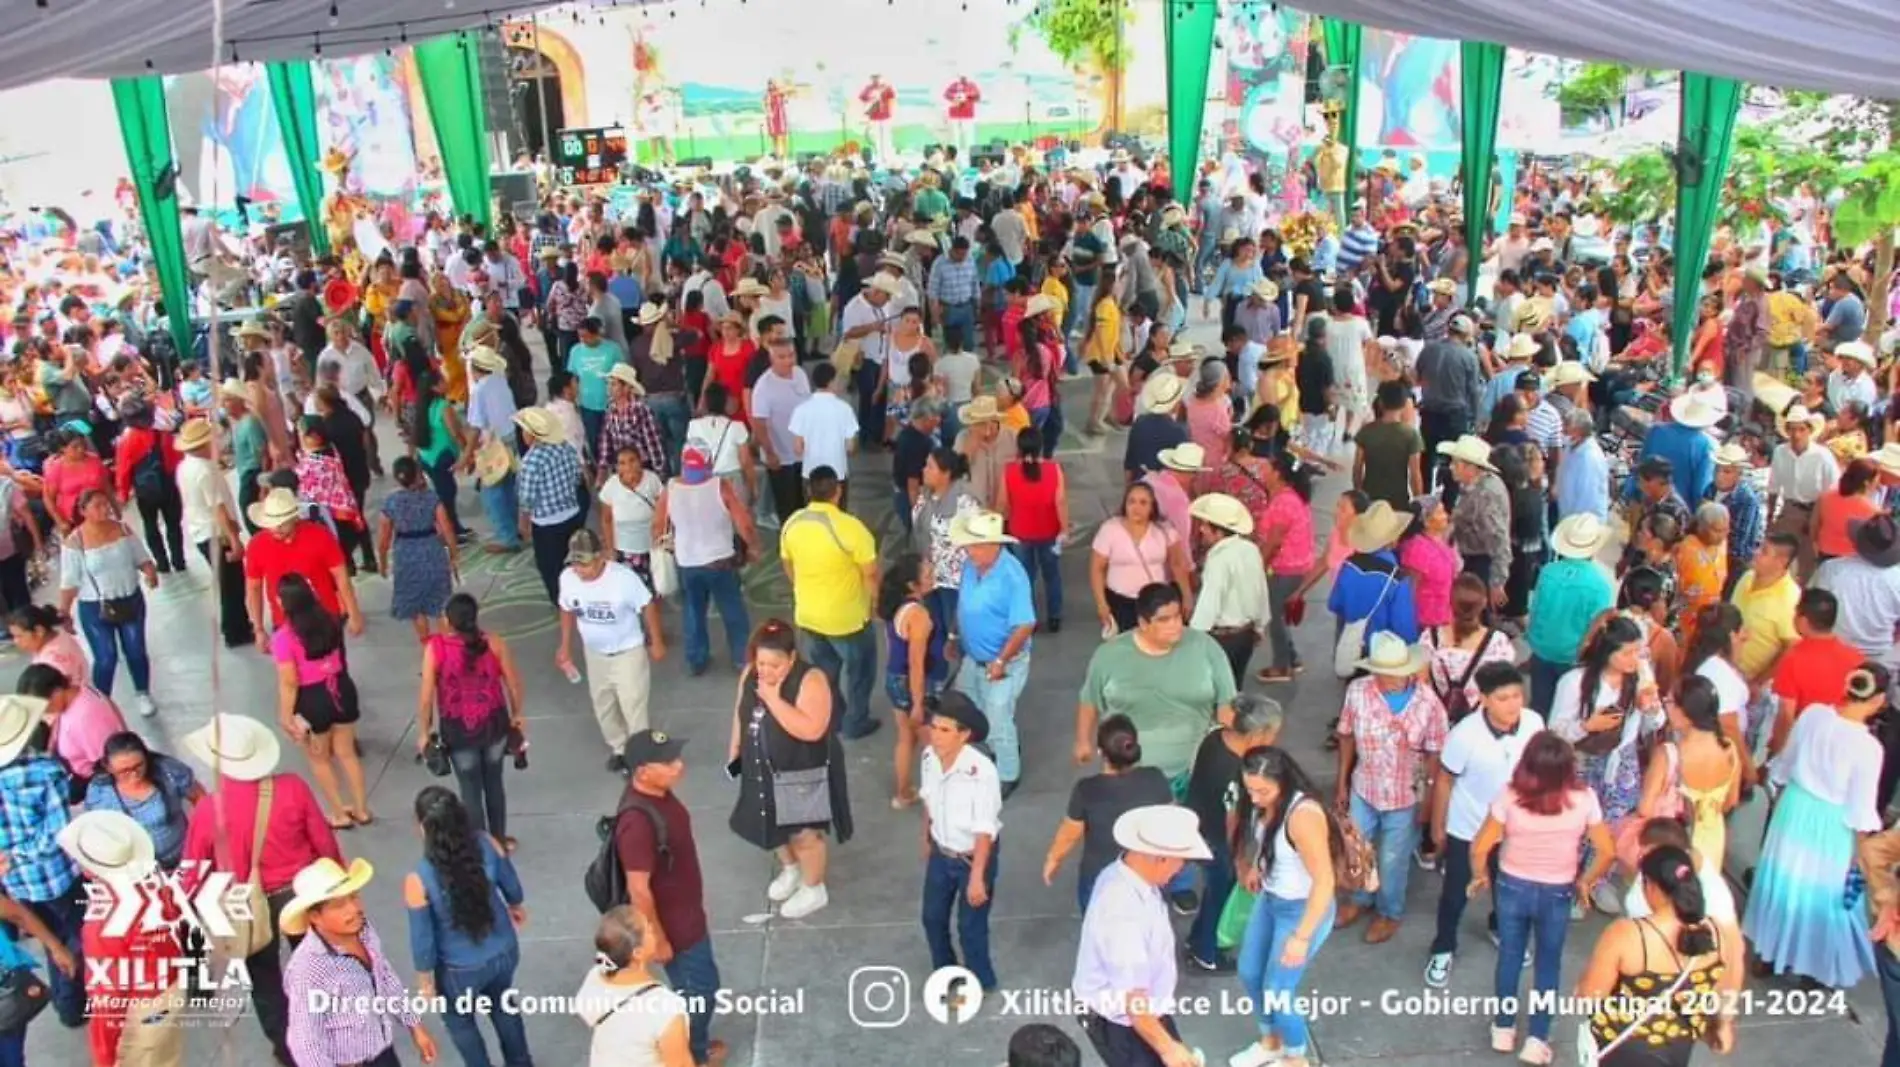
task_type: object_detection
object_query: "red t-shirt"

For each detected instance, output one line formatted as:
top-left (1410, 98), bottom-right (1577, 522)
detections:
top-left (83, 918), bottom-right (181, 1067)
top-left (944, 79), bottom-right (980, 121)
top-left (860, 83), bottom-right (895, 122)
top-left (1772, 634), bottom-right (1866, 711)
top-left (612, 788), bottom-right (708, 951)
top-left (181, 772), bottom-right (343, 894)
top-left (243, 520), bottom-right (346, 625)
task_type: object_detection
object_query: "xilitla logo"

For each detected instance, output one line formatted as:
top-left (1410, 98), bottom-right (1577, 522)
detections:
top-left (80, 861), bottom-right (256, 991)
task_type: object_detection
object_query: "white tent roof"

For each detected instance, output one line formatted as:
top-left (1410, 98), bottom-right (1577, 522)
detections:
top-left (1296, 0), bottom-right (1900, 99)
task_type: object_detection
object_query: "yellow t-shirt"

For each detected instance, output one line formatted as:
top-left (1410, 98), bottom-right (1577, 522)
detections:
top-left (779, 502), bottom-right (878, 636)
top-left (1084, 297), bottom-right (1123, 366)
top-left (1001, 403), bottom-right (1032, 434)
top-left (1729, 569), bottom-right (1800, 679)
top-left (1039, 276), bottom-right (1070, 327)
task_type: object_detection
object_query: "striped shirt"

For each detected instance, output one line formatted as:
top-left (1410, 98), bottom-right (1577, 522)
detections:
top-left (284, 918), bottom-right (421, 1067)
top-left (1337, 225), bottom-right (1380, 274)
top-left (927, 256), bottom-right (980, 305)
top-left (519, 441), bottom-right (584, 525)
top-left (1525, 397), bottom-right (1563, 453)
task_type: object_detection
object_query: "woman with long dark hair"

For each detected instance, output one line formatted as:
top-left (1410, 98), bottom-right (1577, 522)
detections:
top-left (996, 426), bottom-right (1067, 630)
top-left (1256, 451), bottom-right (1318, 682)
top-left (84, 731), bottom-right (203, 869)
top-left (1617, 564), bottom-right (1681, 696)
top-left (418, 594), bottom-right (525, 848)
top-left (296, 418), bottom-right (377, 574)
top-left (1043, 714), bottom-right (1173, 913)
top-left (1469, 732), bottom-right (1616, 1063)
top-left (1634, 675), bottom-right (1739, 875)
top-left (377, 455), bottom-right (458, 643)
top-left (271, 572), bottom-right (368, 828)
top-left (402, 786), bottom-right (529, 1067)
top-left (1681, 603), bottom-right (1753, 774)
top-left (909, 445), bottom-right (979, 634)
top-left (409, 368), bottom-right (471, 539)
top-left (547, 260), bottom-right (587, 360)
top-left (1226, 746), bottom-right (1340, 1067)
top-left (876, 553), bottom-right (945, 809)
top-left (1090, 481), bottom-right (1195, 635)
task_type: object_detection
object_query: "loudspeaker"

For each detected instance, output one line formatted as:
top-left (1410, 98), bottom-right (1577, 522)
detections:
top-left (675, 156), bottom-right (714, 170)
top-left (490, 171), bottom-right (536, 211)
top-left (474, 32), bottom-right (519, 158)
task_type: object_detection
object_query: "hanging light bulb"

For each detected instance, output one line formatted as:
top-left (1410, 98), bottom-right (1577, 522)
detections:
top-left (399, 22), bottom-right (408, 43)
top-left (313, 33), bottom-right (323, 57)
top-left (328, 1), bottom-right (339, 26)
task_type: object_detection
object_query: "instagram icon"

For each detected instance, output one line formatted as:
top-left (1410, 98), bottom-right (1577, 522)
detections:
top-left (847, 966), bottom-right (912, 1028)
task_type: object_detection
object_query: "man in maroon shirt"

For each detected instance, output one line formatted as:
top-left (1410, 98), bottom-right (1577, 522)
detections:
top-left (943, 75), bottom-right (982, 158)
top-left (179, 714), bottom-right (341, 1067)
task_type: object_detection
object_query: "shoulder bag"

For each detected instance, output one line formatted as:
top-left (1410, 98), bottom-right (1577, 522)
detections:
top-left (1575, 675), bottom-right (1637, 757)
top-left (765, 672), bottom-right (833, 827)
top-left (1333, 562), bottom-right (1398, 679)
top-left (72, 526), bottom-right (145, 625)
top-left (0, 965), bottom-right (49, 1034)
top-left (1576, 950), bottom-right (1697, 1066)
top-left (212, 779), bottom-right (277, 961)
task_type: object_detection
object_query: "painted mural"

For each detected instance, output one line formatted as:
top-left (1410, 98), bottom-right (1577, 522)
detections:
top-left (1221, 3), bottom-right (1311, 205)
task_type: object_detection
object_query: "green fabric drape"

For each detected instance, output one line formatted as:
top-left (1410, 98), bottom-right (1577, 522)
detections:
top-left (265, 60), bottom-right (329, 255)
top-left (1163, 0), bottom-right (1218, 204)
top-left (1459, 41), bottom-right (1506, 302)
top-left (1321, 18), bottom-right (1363, 208)
top-left (110, 76), bottom-right (193, 361)
top-left (414, 32), bottom-right (493, 231)
top-left (1669, 73), bottom-right (1745, 377)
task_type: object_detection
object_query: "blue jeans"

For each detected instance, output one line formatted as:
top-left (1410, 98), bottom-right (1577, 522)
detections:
top-left (1187, 837), bottom-right (1236, 964)
top-left (647, 393), bottom-right (690, 476)
top-left (77, 597), bottom-right (151, 696)
top-left (1011, 540), bottom-right (1063, 624)
top-left (1878, 942), bottom-right (1900, 1067)
top-left (439, 946), bottom-right (532, 1067)
top-left (923, 587), bottom-right (959, 640)
top-left (1348, 794), bottom-right (1418, 920)
top-left (580, 407), bottom-right (605, 460)
top-left (799, 624), bottom-right (879, 737)
top-left (892, 486), bottom-right (914, 537)
top-left (480, 473), bottom-right (521, 550)
top-left (1030, 403), bottom-right (1063, 457)
top-left (855, 363), bottom-right (884, 446)
top-left (940, 302), bottom-right (977, 352)
top-left (23, 878), bottom-right (86, 1027)
top-left (680, 565), bottom-right (751, 672)
top-left (954, 654), bottom-right (1030, 782)
top-left (664, 938), bottom-right (721, 1066)
top-left (1236, 892), bottom-right (1335, 1054)
top-left (0, 1026), bottom-right (20, 1067)
top-left (1065, 281), bottom-right (1096, 373)
top-left (923, 849), bottom-right (998, 989)
top-left (1526, 656), bottom-right (1568, 725)
top-left (426, 452), bottom-right (466, 535)
top-left (1493, 872), bottom-right (1574, 1041)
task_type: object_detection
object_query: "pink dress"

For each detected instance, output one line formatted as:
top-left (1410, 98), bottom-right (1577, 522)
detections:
top-left (1184, 398), bottom-right (1233, 469)
top-left (1260, 490), bottom-right (1315, 576)
top-left (51, 687), bottom-right (127, 779)
top-left (1399, 534), bottom-right (1462, 627)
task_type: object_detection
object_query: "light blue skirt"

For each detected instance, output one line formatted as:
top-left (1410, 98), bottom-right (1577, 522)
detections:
top-left (1741, 781), bottom-right (1874, 988)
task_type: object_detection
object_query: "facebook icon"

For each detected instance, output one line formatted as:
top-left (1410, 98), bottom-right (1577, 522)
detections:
top-left (922, 965), bottom-right (983, 1024)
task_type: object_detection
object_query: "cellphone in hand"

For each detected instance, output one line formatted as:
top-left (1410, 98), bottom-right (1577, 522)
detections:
top-left (725, 757), bottom-right (742, 781)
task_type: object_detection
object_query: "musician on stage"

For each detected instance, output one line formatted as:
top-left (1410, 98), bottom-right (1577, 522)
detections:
top-left (943, 75), bottom-right (982, 158)
top-left (765, 80), bottom-right (792, 159)
top-left (858, 74), bottom-right (897, 163)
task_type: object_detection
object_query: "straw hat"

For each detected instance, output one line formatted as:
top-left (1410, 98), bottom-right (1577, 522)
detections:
top-left (1503, 333), bottom-right (1540, 360)
top-left (1249, 279), bottom-right (1280, 301)
top-left (731, 277), bottom-right (770, 299)
top-left (904, 229), bottom-right (939, 248)
top-left (636, 301), bottom-right (667, 327)
top-left (1836, 340), bottom-right (1878, 367)
top-left (1159, 204), bottom-right (1187, 227)
top-left (1189, 492), bottom-right (1254, 536)
top-left (467, 346), bottom-right (507, 375)
top-left (947, 510), bottom-right (1018, 547)
top-left (958, 395), bottom-right (1003, 424)
top-left (1157, 443), bottom-right (1208, 473)
top-left (234, 320), bottom-right (272, 341)
top-left (1872, 442), bottom-right (1900, 478)
top-left (278, 857), bottom-right (376, 937)
top-left (1355, 632), bottom-right (1430, 677)
top-left (58, 811), bottom-right (158, 889)
top-left (514, 407), bottom-right (565, 443)
top-left (180, 713), bottom-right (282, 782)
top-left (1550, 513), bottom-right (1611, 560)
top-left (1547, 362), bottom-right (1595, 389)
top-left (1714, 442), bottom-right (1751, 468)
top-left (218, 378), bottom-right (251, 403)
top-left (0, 695), bottom-right (47, 767)
top-left (1427, 278), bottom-right (1457, 296)
top-left (1165, 341), bottom-right (1202, 361)
top-left (867, 273), bottom-right (905, 297)
top-left (608, 364), bottom-right (646, 394)
top-left (175, 419), bottom-right (215, 452)
top-left (1024, 293), bottom-right (1060, 318)
top-left (1778, 403), bottom-right (1826, 434)
top-left (1142, 373), bottom-right (1186, 414)
top-left (246, 487), bottom-right (302, 530)
top-left (1109, 148), bottom-right (1132, 165)
top-left (1112, 805), bottom-right (1213, 861)
top-left (1434, 434), bottom-right (1497, 473)
top-left (1346, 500), bottom-right (1412, 553)
top-left (876, 251), bottom-right (909, 271)
top-left (1668, 392), bottom-right (1723, 429)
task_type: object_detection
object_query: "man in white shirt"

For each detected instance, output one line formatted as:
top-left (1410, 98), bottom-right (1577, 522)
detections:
top-left (1827, 341), bottom-right (1881, 413)
top-left (751, 190), bottom-right (794, 259)
top-left (788, 361), bottom-right (861, 502)
top-left (918, 692), bottom-right (1003, 990)
top-left (682, 263), bottom-right (729, 320)
top-left (1425, 661), bottom-right (1543, 988)
top-left (1766, 405), bottom-right (1839, 575)
top-left (174, 418), bottom-right (253, 648)
top-left (838, 274), bottom-right (900, 447)
top-left (556, 529), bottom-right (666, 776)
top-left (483, 241), bottom-right (526, 312)
top-left (1108, 150), bottom-right (1147, 201)
top-left (748, 337), bottom-right (814, 524)
top-left (989, 194), bottom-right (1028, 268)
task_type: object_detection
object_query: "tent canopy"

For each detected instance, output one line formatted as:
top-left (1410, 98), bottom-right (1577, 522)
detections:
top-left (0, 0), bottom-right (514, 90)
top-left (1295, 0), bottom-right (1900, 98)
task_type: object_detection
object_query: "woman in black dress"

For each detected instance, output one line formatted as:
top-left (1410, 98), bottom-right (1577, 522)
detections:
top-left (728, 619), bottom-right (853, 921)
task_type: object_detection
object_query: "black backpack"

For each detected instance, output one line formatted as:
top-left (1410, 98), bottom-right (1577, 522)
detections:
top-left (582, 792), bottom-right (672, 913)
top-left (132, 445), bottom-right (167, 504)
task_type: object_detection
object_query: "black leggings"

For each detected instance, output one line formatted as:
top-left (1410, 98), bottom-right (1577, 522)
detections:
top-left (136, 485), bottom-right (187, 570)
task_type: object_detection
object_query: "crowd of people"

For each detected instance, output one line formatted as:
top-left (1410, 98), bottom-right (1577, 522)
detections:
top-left (0, 127), bottom-right (1895, 1067)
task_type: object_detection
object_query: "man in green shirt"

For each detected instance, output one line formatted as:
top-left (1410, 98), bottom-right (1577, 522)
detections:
top-left (1075, 583), bottom-right (1237, 782)
top-left (222, 379), bottom-right (271, 531)
top-left (565, 316), bottom-right (622, 451)
top-left (913, 170), bottom-right (951, 221)
top-left (1353, 379), bottom-right (1425, 511)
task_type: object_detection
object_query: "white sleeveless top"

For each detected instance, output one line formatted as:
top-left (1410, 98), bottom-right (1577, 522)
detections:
top-left (574, 968), bottom-right (686, 1067)
top-left (888, 337), bottom-right (924, 387)
top-left (668, 479), bottom-right (735, 568)
top-left (1258, 792), bottom-right (1319, 900)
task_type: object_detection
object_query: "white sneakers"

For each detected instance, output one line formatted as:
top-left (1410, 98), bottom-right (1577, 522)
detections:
top-left (780, 882), bottom-right (828, 920)
top-left (766, 864), bottom-right (801, 903)
top-left (1227, 1042), bottom-right (1281, 1067)
top-left (1518, 1037), bottom-right (1553, 1065)
top-left (135, 694), bottom-right (158, 718)
top-left (1423, 952), bottom-right (1453, 988)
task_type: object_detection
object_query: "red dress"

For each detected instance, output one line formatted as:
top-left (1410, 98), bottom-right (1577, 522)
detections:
top-left (708, 340), bottom-right (754, 420)
top-left (765, 88), bottom-right (790, 138)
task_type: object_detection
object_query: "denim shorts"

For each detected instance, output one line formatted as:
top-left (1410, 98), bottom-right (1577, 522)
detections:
top-left (885, 672), bottom-right (947, 711)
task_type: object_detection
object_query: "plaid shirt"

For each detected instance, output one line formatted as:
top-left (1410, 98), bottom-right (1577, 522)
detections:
top-left (284, 918), bottom-right (420, 1067)
top-left (1153, 224), bottom-right (1193, 265)
top-left (927, 255), bottom-right (980, 306)
top-left (598, 399), bottom-right (668, 477)
top-left (518, 441), bottom-right (583, 524)
top-left (530, 230), bottom-right (563, 262)
top-left (0, 756), bottom-right (79, 902)
top-left (1337, 676), bottom-right (1448, 811)
top-left (1707, 479), bottom-right (1765, 573)
top-left (817, 180), bottom-right (854, 217)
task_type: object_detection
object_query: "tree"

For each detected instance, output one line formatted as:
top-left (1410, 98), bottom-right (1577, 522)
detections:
top-left (1010, 0), bottom-right (1134, 139)
top-left (1556, 62), bottom-right (1642, 126)
top-left (1766, 94), bottom-right (1900, 337)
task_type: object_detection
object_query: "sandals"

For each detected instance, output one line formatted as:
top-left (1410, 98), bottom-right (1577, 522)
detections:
top-left (327, 814), bottom-right (356, 831)
top-left (349, 809), bottom-right (376, 827)
top-left (889, 793), bottom-right (919, 810)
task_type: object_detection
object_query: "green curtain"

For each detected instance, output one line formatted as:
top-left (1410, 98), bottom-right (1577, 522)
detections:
top-left (110, 76), bottom-right (193, 361)
top-left (414, 32), bottom-right (493, 231)
top-left (1459, 41), bottom-right (1506, 302)
top-left (1162, 0), bottom-right (1218, 204)
top-left (265, 60), bottom-right (329, 255)
top-left (1669, 73), bottom-right (1745, 377)
top-left (1321, 18), bottom-right (1363, 208)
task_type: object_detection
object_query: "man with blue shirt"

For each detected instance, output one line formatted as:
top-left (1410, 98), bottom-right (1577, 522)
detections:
top-left (1555, 409), bottom-right (1609, 522)
top-left (1626, 391), bottom-right (1717, 506)
top-left (567, 316), bottom-right (621, 453)
top-left (1336, 208), bottom-right (1379, 276)
top-left (1525, 514), bottom-right (1616, 714)
top-left (950, 511), bottom-right (1037, 799)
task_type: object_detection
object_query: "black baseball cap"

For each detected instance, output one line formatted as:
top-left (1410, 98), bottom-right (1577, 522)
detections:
top-left (623, 729), bottom-right (686, 770)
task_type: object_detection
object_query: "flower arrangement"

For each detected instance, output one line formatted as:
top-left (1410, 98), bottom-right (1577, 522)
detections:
top-left (1280, 209), bottom-right (1333, 261)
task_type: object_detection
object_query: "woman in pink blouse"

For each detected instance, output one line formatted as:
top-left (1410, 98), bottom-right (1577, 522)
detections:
top-left (1183, 360), bottom-right (1234, 469)
top-left (1089, 482), bottom-right (1195, 634)
top-left (10, 603), bottom-right (91, 685)
top-left (41, 431), bottom-right (111, 533)
top-left (1399, 497), bottom-right (1461, 627)
top-left (1422, 574), bottom-right (1516, 725)
top-left (1255, 453), bottom-right (1316, 681)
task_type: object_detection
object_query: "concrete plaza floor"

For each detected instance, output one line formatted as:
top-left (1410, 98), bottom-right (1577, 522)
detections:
top-left (9, 313), bottom-right (1890, 1067)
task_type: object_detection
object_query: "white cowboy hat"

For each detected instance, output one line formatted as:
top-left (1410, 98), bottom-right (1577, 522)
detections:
top-left (1547, 362), bottom-right (1595, 389)
top-left (1165, 341), bottom-right (1203, 360)
top-left (731, 277), bottom-right (770, 299)
top-left (246, 487), bottom-right (302, 531)
top-left (1355, 632), bottom-right (1430, 677)
top-left (1713, 442), bottom-right (1751, 468)
top-left (1112, 805), bottom-right (1212, 861)
top-left (1109, 148), bottom-right (1132, 164)
top-left (0, 694), bottom-right (47, 767)
top-left (1836, 340), bottom-right (1879, 367)
top-left (958, 395), bottom-right (1003, 424)
top-left (636, 301), bottom-right (667, 327)
top-left (1158, 443), bottom-right (1208, 473)
top-left (607, 364), bottom-right (646, 394)
top-left (180, 713), bottom-right (282, 782)
top-left (278, 857), bottom-right (376, 937)
top-left (234, 320), bottom-right (272, 341)
top-left (1189, 492), bottom-right (1254, 536)
top-left (1434, 435), bottom-right (1497, 474)
top-left (466, 345), bottom-right (507, 375)
top-left (1778, 403), bottom-right (1826, 434)
top-left (1503, 333), bottom-right (1540, 361)
top-left (1427, 278), bottom-right (1457, 296)
top-left (1159, 204), bottom-right (1187, 226)
top-left (904, 229), bottom-right (939, 248)
top-left (947, 510), bottom-right (1018, 547)
top-left (218, 378), bottom-right (251, 403)
top-left (1550, 513), bottom-right (1611, 560)
top-left (1873, 442), bottom-right (1900, 478)
top-left (1667, 392), bottom-right (1722, 429)
top-left (1249, 279), bottom-right (1279, 301)
top-left (876, 251), bottom-right (910, 272)
top-left (175, 418), bottom-right (215, 452)
top-left (1530, 237), bottom-right (1555, 252)
top-left (866, 273), bottom-right (905, 297)
top-left (1024, 294), bottom-right (1060, 319)
top-left (513, 406), bottom-right (565, 443)
top-left (58, 810), bottom-right (158, 889)
top-left (1346, 500), bottom-right (1412, 553)
top-left (1142, 373), bottom-right (1186, 414)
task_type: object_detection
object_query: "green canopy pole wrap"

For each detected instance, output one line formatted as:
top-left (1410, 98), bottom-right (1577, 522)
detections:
top-left (110, 76), bottom-right (194, 361)
top-left (414, 31), bottom-right (494, 231)
top-left (264, 60), bottom-right (330, 255)
top-left (1459, 41), bottom-right (1505, 303)
top-left (1321, 18), bottom-right (1363, 208)
top-left (1669, 73), bottom-right (1744, 379)
top-left (1163, 0), bottom-right (1218, 205)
